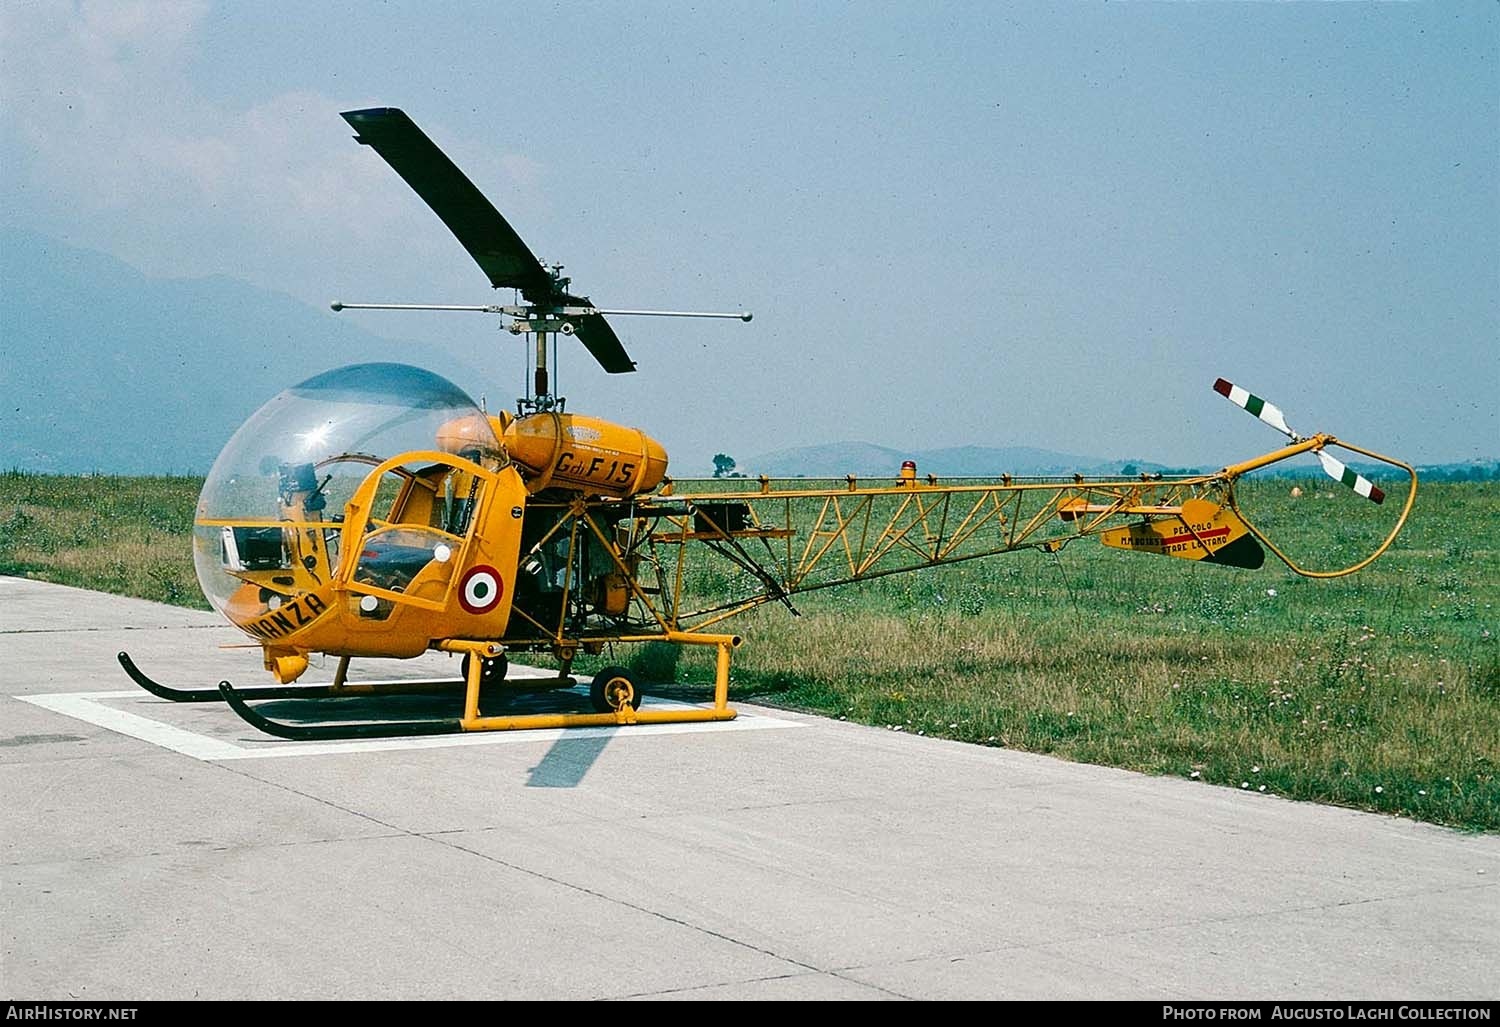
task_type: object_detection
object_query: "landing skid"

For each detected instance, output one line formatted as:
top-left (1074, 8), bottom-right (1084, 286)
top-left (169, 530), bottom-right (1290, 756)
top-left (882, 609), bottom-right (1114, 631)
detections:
top-left (124, 633), bottom-right (740, 740)
top-left (118, 651), bottom-right (469, 703)
top-left (218, 681), bottom-right (463, 740)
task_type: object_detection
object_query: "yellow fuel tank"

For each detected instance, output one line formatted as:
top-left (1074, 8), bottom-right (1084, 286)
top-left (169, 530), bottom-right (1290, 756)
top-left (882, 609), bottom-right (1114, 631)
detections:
top-left (503, 412), bottom-right (668, 497)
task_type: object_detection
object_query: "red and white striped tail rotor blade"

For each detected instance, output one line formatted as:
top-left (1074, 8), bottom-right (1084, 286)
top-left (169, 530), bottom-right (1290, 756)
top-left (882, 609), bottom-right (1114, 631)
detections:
top-left (1213, 378), bottom-right (1299, 440)
top-left (1316, 449), bottom-right (1386, 505)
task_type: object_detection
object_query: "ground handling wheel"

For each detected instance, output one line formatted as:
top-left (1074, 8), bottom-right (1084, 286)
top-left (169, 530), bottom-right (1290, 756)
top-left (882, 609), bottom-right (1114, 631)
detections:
top-left (589, 666), bottom-right (643, 713)
top-left (462, 652), bottom-right (508, 687)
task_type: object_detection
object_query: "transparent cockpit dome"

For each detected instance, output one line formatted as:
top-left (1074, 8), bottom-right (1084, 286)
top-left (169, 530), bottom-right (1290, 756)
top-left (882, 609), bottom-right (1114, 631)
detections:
top-left (193, 362), bottom-right (499, 616)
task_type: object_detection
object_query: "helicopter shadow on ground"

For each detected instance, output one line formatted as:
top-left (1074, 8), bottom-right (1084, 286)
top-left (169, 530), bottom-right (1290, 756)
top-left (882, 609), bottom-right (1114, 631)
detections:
top-left (525, 734), bottom-right (612, 789)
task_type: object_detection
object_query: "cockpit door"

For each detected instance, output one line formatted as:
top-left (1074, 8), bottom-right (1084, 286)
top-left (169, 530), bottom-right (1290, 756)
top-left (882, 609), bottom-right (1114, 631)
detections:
top-left (340, 451), bottom-right (498, 614)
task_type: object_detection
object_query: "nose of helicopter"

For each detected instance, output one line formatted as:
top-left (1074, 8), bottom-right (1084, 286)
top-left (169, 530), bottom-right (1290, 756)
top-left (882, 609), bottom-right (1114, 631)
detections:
top-left (192, 362), bottom-right (497, 629)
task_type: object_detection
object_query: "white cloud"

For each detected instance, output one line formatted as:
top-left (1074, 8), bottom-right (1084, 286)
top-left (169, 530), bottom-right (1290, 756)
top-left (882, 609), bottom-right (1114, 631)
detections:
top-left (0, 3), bottom-right (492, 303)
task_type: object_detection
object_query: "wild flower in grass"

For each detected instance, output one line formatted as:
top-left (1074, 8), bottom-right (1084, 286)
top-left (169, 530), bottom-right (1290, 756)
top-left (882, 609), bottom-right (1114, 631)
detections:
top-left (1258, 785), bottom-right (1266, 792)
top-left (1375, 786), bottom-right (1384, 794)
top-left (1251, 765), bottom-right (1261, 773)
top-left (1190, 771), bottom-right (1200, 779)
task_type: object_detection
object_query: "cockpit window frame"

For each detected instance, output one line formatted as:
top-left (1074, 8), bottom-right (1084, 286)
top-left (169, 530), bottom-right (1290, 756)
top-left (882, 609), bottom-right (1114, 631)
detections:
top-left (339, 450), bottom-right (500, 612)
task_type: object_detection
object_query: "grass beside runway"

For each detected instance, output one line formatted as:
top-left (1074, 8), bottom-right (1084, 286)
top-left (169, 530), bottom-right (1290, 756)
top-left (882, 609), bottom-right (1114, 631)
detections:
top-left (0, 472), bottom-right (205, 609)
top-left (3, 470), bottom-right (1495, 830)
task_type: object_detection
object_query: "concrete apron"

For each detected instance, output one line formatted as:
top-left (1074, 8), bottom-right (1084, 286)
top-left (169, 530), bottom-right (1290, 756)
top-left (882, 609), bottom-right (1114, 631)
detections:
top-left (1, 576), bottom-right (1496, 1000)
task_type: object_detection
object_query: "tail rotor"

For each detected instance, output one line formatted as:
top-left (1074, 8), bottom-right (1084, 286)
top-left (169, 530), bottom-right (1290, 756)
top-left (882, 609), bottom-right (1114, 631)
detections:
top-left (1213, 378), bottom-right (1386, 504)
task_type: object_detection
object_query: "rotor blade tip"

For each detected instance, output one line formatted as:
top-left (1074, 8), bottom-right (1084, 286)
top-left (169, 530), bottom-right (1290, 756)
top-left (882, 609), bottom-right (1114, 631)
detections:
top-left (330, 301), bottom-right (344, 311)
top-left (1213, 378), bottom-right (1232, 397)
top-left (741, 311), bottom-right (753, 322)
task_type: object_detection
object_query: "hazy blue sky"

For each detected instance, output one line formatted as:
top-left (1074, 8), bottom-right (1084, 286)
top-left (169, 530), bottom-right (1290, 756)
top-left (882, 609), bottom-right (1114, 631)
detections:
top-left (3, 1), bottom-right (1496, 472)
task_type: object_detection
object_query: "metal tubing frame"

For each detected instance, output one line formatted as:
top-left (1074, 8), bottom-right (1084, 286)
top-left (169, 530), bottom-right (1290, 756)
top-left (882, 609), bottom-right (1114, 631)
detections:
top-left (624, 476), bottom-right (1212, 627)
top-left (439, 632), bottom-right (740, 732)
top-left (635, 434), bottom-right (1411, 606)
top-left (442, 434), bottom-right (1408, 733)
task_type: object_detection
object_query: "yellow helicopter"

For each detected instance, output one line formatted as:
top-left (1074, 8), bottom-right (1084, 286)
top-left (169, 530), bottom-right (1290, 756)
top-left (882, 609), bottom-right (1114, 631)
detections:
top-left (118, 107), bottom-right (1417, 740)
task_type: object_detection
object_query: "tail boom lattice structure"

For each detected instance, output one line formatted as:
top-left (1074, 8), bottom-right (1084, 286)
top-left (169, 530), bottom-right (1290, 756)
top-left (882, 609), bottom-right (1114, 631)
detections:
top-left (500, 424), bottom-right (1414, 654)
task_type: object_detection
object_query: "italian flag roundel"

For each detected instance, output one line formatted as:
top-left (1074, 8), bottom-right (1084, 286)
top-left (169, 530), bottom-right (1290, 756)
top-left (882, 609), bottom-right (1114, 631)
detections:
top-left (459, 565), bottom-right (503, 614)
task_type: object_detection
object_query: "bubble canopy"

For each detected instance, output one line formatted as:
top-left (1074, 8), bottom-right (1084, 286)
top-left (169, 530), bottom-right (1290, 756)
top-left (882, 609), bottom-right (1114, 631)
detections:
top-left (193, 362), bottom-right (498, 617)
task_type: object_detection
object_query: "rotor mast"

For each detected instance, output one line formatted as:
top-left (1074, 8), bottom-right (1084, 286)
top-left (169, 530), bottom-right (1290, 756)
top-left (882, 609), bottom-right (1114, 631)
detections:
top-left (534, 321), bottom-right (551, 409)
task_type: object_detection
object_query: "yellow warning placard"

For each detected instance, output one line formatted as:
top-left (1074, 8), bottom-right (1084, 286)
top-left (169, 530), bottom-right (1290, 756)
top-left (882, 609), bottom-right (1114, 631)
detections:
top-left (1099, 498), bottom-right (1264, 568)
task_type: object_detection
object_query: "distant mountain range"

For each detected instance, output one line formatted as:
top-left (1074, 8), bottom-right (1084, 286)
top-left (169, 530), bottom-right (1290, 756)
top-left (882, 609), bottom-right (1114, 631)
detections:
top-left (742, 440), bottom-right (1190, 478)
top-left (0, 228), bottom-right (482, 475)
top-left (741, 440), bottom-right (1497, 482)
top-left (3, 229), bottom-right (1493, 483)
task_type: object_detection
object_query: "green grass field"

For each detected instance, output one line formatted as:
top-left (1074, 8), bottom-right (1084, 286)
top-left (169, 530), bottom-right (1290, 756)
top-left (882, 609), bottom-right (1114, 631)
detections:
top-left (2, 470), bottom-right (1495, 830)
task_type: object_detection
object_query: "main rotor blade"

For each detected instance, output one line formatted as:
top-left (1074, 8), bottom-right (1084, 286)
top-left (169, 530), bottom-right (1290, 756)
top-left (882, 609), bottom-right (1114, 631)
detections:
top-left (571, 311), bottom-right (637, 373)
top-left (341, 108), bottom-right (555, 300)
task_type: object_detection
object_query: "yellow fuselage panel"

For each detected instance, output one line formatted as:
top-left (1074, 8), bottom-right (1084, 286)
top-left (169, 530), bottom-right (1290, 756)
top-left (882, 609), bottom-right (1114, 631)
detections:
top-left (213, 459), bottom-right (529, 676)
